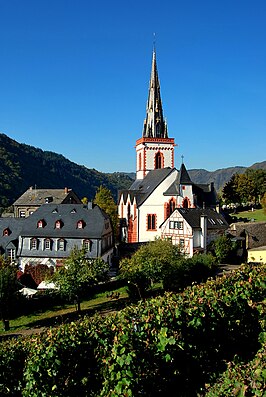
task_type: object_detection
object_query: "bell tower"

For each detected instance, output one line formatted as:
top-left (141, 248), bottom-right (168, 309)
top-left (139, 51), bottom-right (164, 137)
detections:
top-left (136, 49), bottom-right (176, 180)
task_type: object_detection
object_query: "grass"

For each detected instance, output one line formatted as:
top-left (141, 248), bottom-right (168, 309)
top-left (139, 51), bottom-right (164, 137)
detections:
top-left (230, 208), bottom-right (266, 222)
top-left (0, 286), bottom-right (130, 336)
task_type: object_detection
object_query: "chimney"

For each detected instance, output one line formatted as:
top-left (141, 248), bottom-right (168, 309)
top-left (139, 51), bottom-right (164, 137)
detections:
top-left (200, 214), bottom-right (207, 253)
top-left (64, 187), bottom-right (68, 194)
top-left (87, 202), bottom-right (93, 210)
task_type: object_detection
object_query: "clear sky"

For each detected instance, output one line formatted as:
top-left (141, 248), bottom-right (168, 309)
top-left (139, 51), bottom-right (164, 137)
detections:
top-left (0, 0), bottom-right (265, 173)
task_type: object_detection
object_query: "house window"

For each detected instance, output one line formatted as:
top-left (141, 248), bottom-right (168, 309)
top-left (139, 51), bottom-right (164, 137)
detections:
top-left (55, 220), bottom-right (63, 229)
top-left (180, 239), bottom-right (185, 248)
top-left (83, 239), bottom-right (91, 252)
top-left (3, 228), bottom-right (10, 236)
top-left (44, 238), bottom-right (51, 250)
top-left (58, 239), bottom-right (65, 251)
top-left (169, 221), bottom-right (183, 230)
top-left (147, 214), bottom-right (156, 230)
top-left (77, 220), bottom-right (85, 229)
top-left (7, 248), bottom-right (15, 260)
top-left (37, 220), bottom-right (44, 228)
top-left (30, 238), bottom-right (38, 250)
top-left (19, 211), bottom-right (26, 218)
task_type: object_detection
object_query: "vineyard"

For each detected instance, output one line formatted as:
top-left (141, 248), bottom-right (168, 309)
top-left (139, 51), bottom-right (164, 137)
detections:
top-left (0, 263), bottom-right (265, 396)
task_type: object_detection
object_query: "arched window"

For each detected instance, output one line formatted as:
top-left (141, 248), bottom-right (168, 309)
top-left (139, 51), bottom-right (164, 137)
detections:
top-left (155, 151), bottom-right (163, 169)
top-left (139, 153), bottom-right (142, 170)
top-left (182, 197), bottom-right (190, 208)
top-left (147, 214), bottom-right (156, 230)
top-left (169, 198), bottom-right (176, 214)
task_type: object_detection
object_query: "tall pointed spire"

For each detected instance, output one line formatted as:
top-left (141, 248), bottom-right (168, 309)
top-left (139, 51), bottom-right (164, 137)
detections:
top-left (142, 49), bottom-right (168, 138)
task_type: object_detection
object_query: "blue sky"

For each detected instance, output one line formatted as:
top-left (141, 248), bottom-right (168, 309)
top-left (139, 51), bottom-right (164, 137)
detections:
top-left (0, 0), bottom-right (265, 173)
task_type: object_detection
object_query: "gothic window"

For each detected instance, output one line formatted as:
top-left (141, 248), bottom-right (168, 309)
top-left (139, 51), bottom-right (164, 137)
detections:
top-left (169, 198), bottom-right (176, 214)
top-left (147, 214), bottom-right (156, 230)
top-left (155, 151), bottom-right (163, 169)
top-left (182, 198), bottom-right (189, 208)
top-left (139, 153), bottom-right (142, 170)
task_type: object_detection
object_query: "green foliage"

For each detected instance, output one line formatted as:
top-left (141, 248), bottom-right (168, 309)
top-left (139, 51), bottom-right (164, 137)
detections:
top-left (119, 239), bottom-right (216, 296)
top-left (222, 169), bottom-right (266, 205)
top-left (0, 263), bottom-right (265, 396)
top-left (0, 257), bottom-right (19, 322)
top-left (93, 185), bottom-right (119, 240)
top-left (262, 192), bottom-right (266, 214)
top-left (211, 234), bottom-right (237, 263)
top-left (52, 247), bottom-right (109, 311)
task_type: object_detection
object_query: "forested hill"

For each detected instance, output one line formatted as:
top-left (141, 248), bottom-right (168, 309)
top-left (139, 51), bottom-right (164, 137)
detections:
top-left (0, 133), bottom-right (133, 209)
top-left (0, 133), bottom-right (265, 210)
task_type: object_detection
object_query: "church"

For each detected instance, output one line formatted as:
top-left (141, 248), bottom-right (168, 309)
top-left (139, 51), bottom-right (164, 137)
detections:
top-left (118, 49), bottom-right (224, 251)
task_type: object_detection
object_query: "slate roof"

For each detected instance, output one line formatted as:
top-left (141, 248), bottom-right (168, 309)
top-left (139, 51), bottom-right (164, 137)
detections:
top-left (13, 188), bottom-right (81, 206)
top-left (119, 168), bottom-right (175, 206)
top-left (0, 218), bottom-right (25, 251)
top-left (20, 204), bottom-right (110, 239)
top-left (160, 208), bottom-right (228, 230)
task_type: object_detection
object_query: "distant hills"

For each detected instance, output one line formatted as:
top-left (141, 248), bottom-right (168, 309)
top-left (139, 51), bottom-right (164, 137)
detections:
top-left (0, 133), bottom-right (265, 210)
top-left (0, 133), bottom-right (133, 210)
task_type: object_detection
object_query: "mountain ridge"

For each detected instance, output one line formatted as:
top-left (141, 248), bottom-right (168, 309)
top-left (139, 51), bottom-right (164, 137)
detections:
top-left (0, 133), bottom-right (265, 209)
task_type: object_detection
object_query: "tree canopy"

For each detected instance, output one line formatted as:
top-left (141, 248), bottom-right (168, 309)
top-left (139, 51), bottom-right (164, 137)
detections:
top-left (93, 185), bottom-right (119, 240)
top-left (119, 239), bottom-right (216, 297)
top-left (222, 169), bottom-right (266, 205)
top-left (52, 247), bottom-right (109, 311)
top-left (0, 257), bottom-right (19, 327)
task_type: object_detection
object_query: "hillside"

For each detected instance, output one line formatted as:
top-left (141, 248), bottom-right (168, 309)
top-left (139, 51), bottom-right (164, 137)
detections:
top-left (0, 133), bottom-right (133, 210)
top-left (0, 133), bottom-right (265, 210)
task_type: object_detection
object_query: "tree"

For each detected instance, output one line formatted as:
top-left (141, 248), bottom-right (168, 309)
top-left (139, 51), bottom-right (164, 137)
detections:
top-left (119, 239), bottom-right (183, 298)
top-left (93, 186), bottom-right (119, 241)
top-left (211, 234), bottom-right (237, 263)
top-left (52, 247), bottom-right (109, 312)
top-left (0, 256), bottom-right (19, 330)
top-left (119, 239), bottom-right (217, 297)
top-left (222, 169), bottom-right (266, 206)
top-left (262, 192), bottom-right (266, 214)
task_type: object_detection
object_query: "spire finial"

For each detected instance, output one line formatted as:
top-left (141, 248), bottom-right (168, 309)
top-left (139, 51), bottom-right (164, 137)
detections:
top-left (153, 32), bottom-right (156, 53)
top-left (181, 155), bottom-right (184, 164)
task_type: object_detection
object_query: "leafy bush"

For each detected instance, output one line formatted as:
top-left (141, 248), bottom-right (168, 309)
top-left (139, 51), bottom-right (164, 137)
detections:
top-left (0, 263), bottom-right (265, 396)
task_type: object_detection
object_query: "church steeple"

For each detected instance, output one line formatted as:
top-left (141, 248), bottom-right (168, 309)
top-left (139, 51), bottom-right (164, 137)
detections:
top-left (142, 50), bottom-right (168, 138)
top-left (135, 48), bottom-right (176, 180)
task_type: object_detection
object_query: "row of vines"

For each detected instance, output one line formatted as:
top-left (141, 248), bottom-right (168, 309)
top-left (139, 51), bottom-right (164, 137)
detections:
top-left (0, 263), bottom-right (265, 396)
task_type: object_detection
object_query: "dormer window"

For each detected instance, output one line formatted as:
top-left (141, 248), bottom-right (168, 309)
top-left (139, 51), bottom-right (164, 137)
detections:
top-left (3, 228), bottom-right (10, 236)
top-left (44, 238), bottom-right (52, 250)
top-left (83, 239), bottom-right (91, 252)
top-left (30, 238), bottom-right (38, 250)
top-left (77, 220), bottom-right (85, 229)
top-left (55, 220), bottom-right (63, 229)
top-left (37, 220), bottom-right (46, 228)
